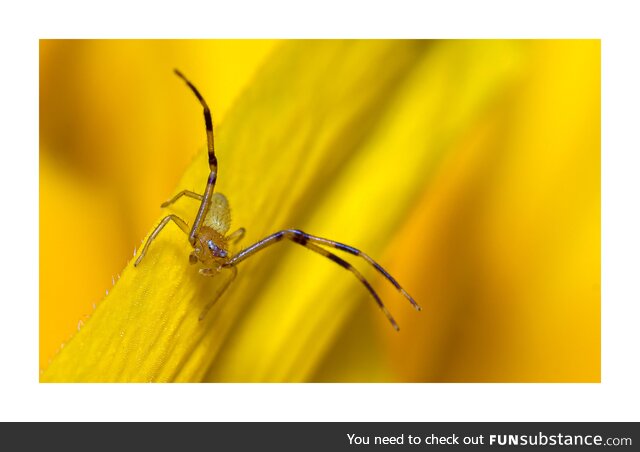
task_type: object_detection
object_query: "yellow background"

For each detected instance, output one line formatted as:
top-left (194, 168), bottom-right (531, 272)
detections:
top-left (40, 40), bottom-right (600, 381)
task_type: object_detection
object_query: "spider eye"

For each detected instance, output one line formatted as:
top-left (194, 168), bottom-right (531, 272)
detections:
top-left (207, 240), bottom-right (227, 258)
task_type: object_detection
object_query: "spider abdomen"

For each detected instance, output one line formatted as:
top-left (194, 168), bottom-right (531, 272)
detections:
top-left (205, 192), bottom-right (231, 235)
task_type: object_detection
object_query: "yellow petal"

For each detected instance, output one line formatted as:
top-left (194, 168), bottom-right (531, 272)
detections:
top-left (41, 40), bottom-right (600, 383)
top-left (42, 40), bottom-right (428, 382)
top-left (39, 39), bottom-right (277, 370)
top-left (317, 40), bottom-right (600, 382)
top-left (208, 40), bottom-right (527, 382)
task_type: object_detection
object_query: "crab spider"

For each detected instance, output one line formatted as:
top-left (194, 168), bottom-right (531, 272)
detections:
top-left (134, 70), bottom-right (421, 330)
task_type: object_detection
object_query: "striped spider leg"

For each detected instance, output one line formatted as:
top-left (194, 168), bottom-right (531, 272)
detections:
top-left (134, 70), bottom-right (421, 330)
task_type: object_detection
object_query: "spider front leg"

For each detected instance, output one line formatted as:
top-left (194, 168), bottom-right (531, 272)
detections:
top-left (198, 266), bottom-right (238, 320)
top-left (302, 234), bottom-right (421, 311)
top-left (134, 214), bottom-right (190, 266)
top-left (223, 229), bottom-right (417, 331)
top-left (160, 190), bottom-right (203, 208)
top-left (302, 241), bottom-right (400, 331)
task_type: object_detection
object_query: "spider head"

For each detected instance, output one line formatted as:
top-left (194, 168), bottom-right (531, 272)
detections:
top-left (191, 228), bottom-right (229, 266)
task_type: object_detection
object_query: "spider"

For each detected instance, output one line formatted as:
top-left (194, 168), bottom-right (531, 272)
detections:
top-left (134, 69), bottom-right (421, 330)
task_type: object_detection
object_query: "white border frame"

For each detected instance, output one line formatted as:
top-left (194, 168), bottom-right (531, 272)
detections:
top-left (2, 0), bottom-right (638, 421)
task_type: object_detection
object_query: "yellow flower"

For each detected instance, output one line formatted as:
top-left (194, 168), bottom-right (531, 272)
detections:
top-left (40, 40), bottom-right (599, 382)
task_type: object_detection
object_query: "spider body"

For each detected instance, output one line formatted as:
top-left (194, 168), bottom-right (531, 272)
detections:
top-left (191, 226), bottom-right (228, 265)
top-left (190, 193), bottom-right (232, 266)
top-left (134, 70), bottom-right (420, 330)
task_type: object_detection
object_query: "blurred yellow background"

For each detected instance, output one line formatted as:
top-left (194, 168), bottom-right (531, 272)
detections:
top-left (40, 40), bottom-right (599, 381)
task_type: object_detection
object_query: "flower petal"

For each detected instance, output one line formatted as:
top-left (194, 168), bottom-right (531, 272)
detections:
top-left (43, 41), bottom-right (428, 382)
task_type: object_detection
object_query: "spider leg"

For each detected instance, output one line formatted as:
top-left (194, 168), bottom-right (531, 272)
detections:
top-left (174, 70), bottom-right (218, 245)
top-left (224, 229), bottom-right (403, 330)
top-left (160, 190), bottom-right (203, 208)
top-left (226, 227), bottom-right (246, 244)
top-left (198, 266), bottom-right (238, 321)
top-left (174, 70), bottom-right (216, 169)
top-left (134, 214), bottom-right (190, 267)
top-left (302, 242), bottom-right (399, 331)
top-left (302, 233), bottom-right (421, 311)
top-left (227, 229), bottom-right (420, 310)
